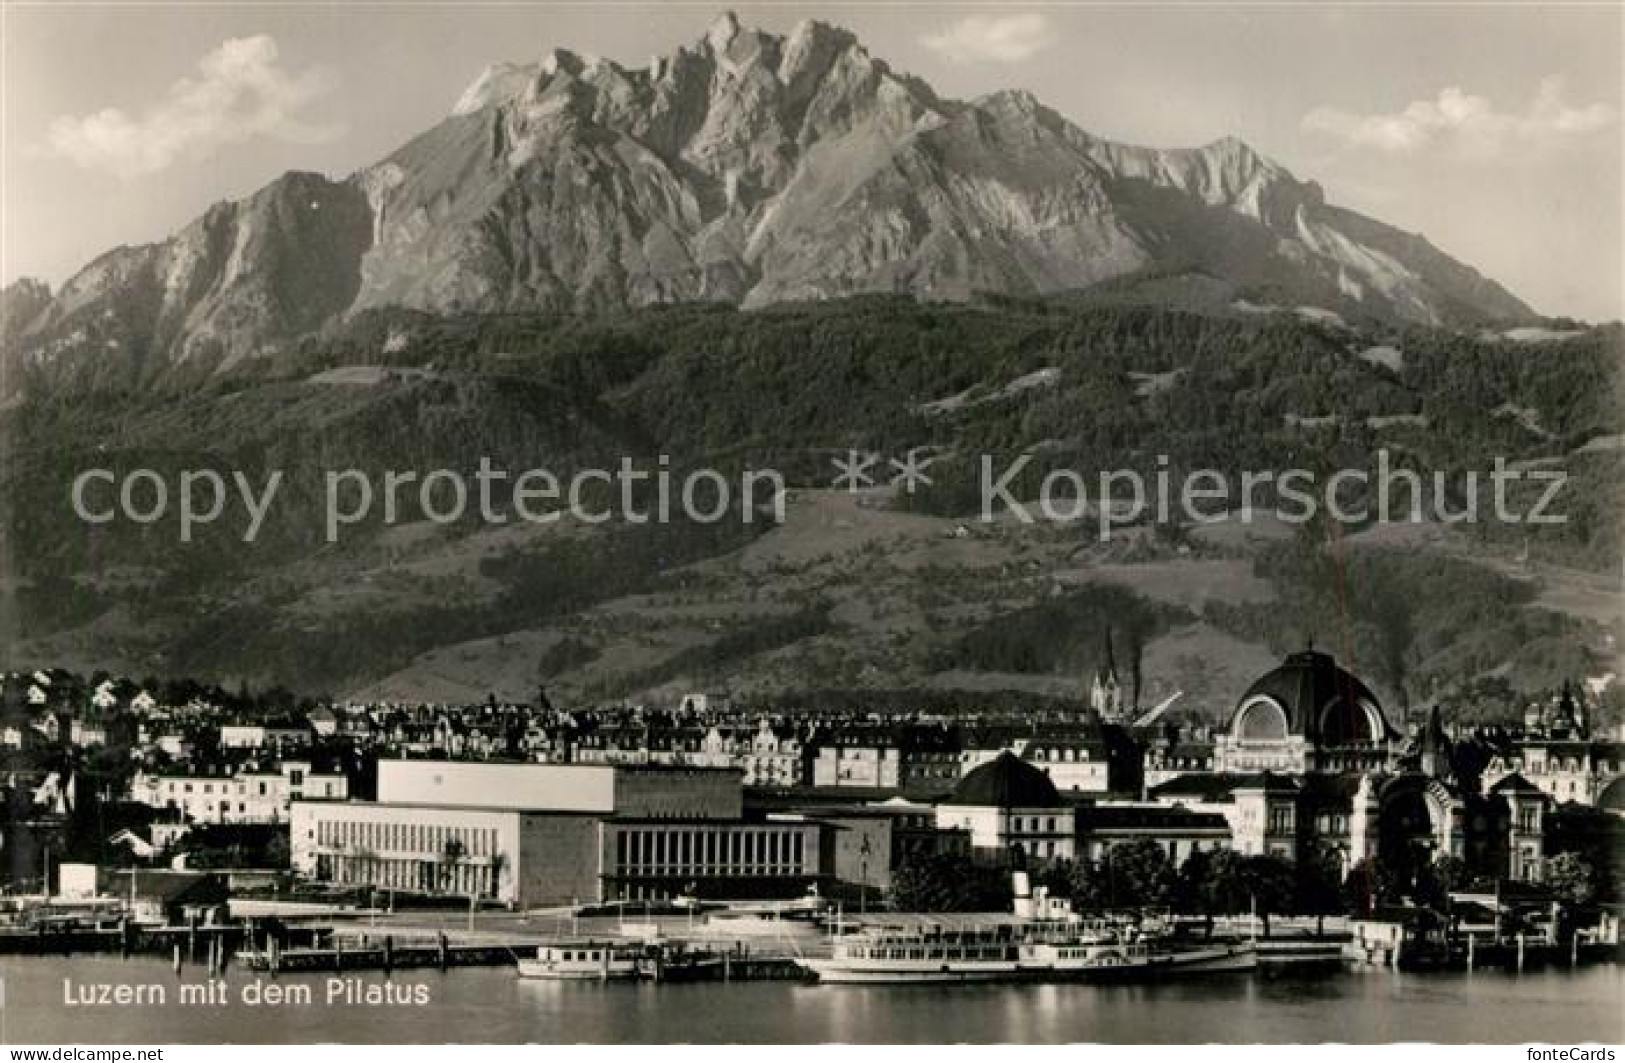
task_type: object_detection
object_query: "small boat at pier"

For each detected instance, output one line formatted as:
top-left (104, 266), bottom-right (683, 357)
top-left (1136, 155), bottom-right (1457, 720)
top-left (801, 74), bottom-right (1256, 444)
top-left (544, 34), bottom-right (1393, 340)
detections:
top-left (516, 941), bottom-right (642, 980)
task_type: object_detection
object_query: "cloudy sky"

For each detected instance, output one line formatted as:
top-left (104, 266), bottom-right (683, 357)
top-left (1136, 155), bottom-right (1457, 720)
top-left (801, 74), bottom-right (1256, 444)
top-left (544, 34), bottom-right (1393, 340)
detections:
top-left (3, 2), bottom-right (1620, 320)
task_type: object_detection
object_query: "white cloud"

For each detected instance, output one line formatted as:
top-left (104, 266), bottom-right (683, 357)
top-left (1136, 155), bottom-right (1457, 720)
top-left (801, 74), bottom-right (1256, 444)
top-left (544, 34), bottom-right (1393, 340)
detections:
top-left (45, 36), bottom-right (339, 179)
top-left (1303, 77), bottom-right (1614, 159)
top-left (922, 13), bottom-right (1050, 63)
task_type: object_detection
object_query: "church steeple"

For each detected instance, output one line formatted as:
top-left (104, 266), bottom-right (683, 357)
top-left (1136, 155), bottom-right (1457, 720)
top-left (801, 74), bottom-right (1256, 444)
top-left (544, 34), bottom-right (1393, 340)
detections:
top-left (1553, 680), bottom-right (1585, 737)
top-left (1089, 628), bottom-right (1124, 721)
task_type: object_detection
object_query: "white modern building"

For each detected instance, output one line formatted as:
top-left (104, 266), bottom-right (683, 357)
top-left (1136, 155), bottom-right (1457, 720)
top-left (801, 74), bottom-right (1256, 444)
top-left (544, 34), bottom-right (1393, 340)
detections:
top-left (289, 761), bottom-right (807, 907)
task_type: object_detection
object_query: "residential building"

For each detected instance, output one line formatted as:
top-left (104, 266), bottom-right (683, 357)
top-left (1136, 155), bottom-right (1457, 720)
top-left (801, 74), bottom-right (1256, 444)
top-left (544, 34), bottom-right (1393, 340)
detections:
top-left (219, 722), bottom-right (310, 750)
top-left (130, 761), bottom-right (347, 824)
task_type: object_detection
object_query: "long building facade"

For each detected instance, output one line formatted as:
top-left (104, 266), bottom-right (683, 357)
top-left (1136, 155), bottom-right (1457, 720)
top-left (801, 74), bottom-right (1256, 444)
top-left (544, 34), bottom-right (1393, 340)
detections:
top-left (291, 761), bottom-right (816, 906)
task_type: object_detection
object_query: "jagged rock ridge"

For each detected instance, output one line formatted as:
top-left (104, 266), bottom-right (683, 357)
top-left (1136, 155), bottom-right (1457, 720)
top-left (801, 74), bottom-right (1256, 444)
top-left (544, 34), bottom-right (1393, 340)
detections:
top-left (3, 11), bottom-right (1535, 379)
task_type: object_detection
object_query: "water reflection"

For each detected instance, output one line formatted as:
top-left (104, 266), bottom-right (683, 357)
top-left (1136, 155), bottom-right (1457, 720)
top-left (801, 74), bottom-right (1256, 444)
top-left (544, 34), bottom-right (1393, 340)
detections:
top-left (3, 956), bottom-right (1620, 1044)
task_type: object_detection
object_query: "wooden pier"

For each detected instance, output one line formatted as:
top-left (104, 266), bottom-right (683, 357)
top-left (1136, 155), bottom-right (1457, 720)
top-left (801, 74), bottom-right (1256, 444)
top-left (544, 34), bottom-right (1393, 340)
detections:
top-left (234, 927), bottom-right (810, 980)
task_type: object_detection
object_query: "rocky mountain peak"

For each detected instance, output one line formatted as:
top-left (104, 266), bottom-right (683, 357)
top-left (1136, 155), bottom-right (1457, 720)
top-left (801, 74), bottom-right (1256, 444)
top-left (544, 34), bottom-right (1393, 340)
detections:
top-left (5, 11), bottom-right (1537, 383)
top-left (1192, 135), bottom-right (1288, 187)
top-left (540, 47), bottom-right (586, 79)
top-left (706, 9), bottom-right (742, 51)
top-left (1201, 134), bottom-right (1263, 165)
top-left (978, 87), bottom-right (1042, 112)
top-left (450, 61), bottom-right (539, 117)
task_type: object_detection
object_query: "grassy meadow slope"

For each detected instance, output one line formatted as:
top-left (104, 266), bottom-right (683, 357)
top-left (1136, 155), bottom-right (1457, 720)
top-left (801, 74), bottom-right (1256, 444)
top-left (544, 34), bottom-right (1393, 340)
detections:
top-left (2, 294), bottom-right (1619, 718)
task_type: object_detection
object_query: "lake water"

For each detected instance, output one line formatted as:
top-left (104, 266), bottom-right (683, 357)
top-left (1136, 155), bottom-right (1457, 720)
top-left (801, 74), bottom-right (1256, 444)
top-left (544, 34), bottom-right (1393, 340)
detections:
top-left (1, 956), bottom-right (1620, 1043)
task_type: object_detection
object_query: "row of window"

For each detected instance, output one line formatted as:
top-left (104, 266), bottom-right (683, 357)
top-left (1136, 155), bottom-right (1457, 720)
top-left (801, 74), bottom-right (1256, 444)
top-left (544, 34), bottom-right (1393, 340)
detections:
top-left (321, 855), bottom-right (497, 897)
top-left (155, 771), bottom-right (335, 797)
top-left (162, 798), bottom-right (280, 820)
top-left (162, 779), bottom-right (273, 796)
top-left (1494, 758), bottom-right (1617, 775)
top-left (1010, 816), bottom-right (1062, 834)
top-left (316, 818), bottom-right (499, 857)
top-left (1028, 749), bottom-right (1095, 762)
top-left (846, 946), bottom-right (1009, 961)
top-left (614, 828), bottom-right (806, 873)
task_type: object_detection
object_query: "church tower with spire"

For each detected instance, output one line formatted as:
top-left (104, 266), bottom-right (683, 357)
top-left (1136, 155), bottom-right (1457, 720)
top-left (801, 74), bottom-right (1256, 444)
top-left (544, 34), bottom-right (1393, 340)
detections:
top-left (1089, 629), bottom-right (1124, 722)
top-left (1552, 680), bottom-right (1586, 738)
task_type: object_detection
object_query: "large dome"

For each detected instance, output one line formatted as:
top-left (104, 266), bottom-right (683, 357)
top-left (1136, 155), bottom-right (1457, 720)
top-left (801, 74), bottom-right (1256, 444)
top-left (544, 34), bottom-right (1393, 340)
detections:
top-left (948, 752), bottom-right (1063, 808)
top-left (1231, 650), bottom-right (1394, 745)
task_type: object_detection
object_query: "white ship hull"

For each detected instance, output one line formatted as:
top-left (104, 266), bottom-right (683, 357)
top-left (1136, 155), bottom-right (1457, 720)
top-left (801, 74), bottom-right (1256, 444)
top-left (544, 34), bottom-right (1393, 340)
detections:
top-left (516, 959), bottom-right (639, 980)
top-left (516, 942), bottom-right (641, 981)
top-left (803, 959), bottom-right (1024, 984)
top-left (805, 943), bottom-right (1257, 985)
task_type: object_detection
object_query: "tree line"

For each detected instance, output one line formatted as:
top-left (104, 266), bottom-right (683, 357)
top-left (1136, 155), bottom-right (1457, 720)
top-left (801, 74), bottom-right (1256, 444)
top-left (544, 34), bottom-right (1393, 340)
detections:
top-left (890, 839), bottom-right (1608, 929)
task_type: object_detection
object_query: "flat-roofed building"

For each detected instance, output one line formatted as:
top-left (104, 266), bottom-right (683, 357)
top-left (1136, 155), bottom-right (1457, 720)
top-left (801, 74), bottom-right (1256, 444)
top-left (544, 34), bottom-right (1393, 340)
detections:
top-left (292, 761), bottom-right (798, 906)
top-left (290, 803), bottom-right (826, 907)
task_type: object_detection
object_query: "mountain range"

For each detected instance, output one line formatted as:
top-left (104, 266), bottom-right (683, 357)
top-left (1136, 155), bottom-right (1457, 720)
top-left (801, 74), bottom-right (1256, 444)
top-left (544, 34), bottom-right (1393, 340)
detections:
top-left (3, 12), bottom-right (1538, 386)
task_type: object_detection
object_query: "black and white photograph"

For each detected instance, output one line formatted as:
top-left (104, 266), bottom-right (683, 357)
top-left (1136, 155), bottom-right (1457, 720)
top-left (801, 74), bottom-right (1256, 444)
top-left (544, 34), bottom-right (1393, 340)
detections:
top-left (0, 0), bottom-right (1621, 1047)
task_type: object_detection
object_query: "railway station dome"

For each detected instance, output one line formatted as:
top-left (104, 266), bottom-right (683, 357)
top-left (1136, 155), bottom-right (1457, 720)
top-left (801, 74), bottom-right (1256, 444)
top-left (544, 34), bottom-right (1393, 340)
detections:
top-left (1230, 649), bottom-right (1396, 745)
